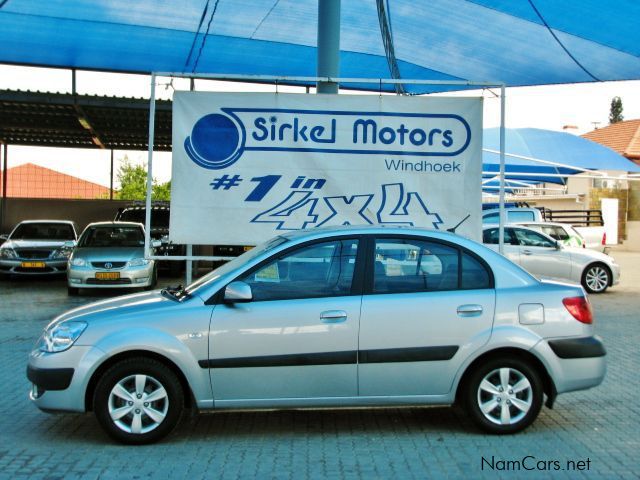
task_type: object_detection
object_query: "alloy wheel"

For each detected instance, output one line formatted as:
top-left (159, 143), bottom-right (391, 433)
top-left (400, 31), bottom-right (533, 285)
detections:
top-left (108, 374), bottom-right (169, 434)
top-left (476, 367), bottom-right (533, 426)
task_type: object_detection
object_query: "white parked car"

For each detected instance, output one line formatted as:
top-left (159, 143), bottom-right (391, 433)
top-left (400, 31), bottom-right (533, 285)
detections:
top-left (483, 225), bottom-right (619, 293)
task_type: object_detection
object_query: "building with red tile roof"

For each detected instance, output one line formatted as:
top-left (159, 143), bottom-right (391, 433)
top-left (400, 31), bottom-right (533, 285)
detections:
top-left (582, 119), bottom-right (640, 166)
top-left (0, 163), bottom-right (110, 199)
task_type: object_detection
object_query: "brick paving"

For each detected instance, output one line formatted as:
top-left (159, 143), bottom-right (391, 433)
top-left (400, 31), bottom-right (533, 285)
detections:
top-left (0, 253), bottom-right (638, 480)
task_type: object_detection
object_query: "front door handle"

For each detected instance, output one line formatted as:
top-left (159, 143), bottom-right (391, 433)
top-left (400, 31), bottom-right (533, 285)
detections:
top-left (320, 310), bottom-right (347, 323)
top-left (457, 304), bottom-right (483, 317)
top-left (522, 249), bottom-right (532, 255)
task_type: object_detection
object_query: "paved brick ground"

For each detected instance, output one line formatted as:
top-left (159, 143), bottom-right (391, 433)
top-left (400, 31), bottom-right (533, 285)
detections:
top-left (0, 254), bottom-right (638, 480)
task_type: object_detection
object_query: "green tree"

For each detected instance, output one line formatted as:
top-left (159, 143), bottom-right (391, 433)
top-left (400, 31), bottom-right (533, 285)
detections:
top-left (115, 157), bottom-right (171, 200)
top-left (609, 96), bottom-right (624, 124)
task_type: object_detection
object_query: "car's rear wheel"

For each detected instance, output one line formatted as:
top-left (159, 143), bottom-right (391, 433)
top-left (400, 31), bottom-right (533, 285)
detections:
top-left (582, 263), bottom-right (610, 294)
top-left (94, 357), bottom-right (184, 444)
top-left (465, 358), bottom-right (543, 434)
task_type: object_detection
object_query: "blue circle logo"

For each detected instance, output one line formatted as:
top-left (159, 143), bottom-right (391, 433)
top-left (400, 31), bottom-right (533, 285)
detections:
top-left (184, 113), bottom-right (243, 169)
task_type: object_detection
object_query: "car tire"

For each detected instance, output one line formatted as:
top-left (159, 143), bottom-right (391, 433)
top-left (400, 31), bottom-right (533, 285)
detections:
top-left (582, 263), bottom-right (610, 294)
top-left (464, 357), bottom-right (543, 434)
top-left (93, 357), bottom-right (184, 445)
top-left (67, 286), bottom-right (79, 296)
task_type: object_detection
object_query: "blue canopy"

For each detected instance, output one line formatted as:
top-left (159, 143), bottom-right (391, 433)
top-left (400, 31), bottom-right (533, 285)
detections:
top-left (482, 127), bottom-right (640, 185)
top-left (1, 1), bottom-right (639, 93)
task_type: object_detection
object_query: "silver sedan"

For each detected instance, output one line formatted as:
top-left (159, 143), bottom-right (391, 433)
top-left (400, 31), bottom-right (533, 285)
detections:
top-left (67, 222), bottom-right (158, 295)
top-left (28, 226), bottom-right (605, 444)
top-left (483, 224), bottom-right (620, 293)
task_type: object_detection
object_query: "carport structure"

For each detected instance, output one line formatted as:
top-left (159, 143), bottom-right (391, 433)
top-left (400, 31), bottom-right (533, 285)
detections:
top-left (1, 0), bottom-right (640, 267)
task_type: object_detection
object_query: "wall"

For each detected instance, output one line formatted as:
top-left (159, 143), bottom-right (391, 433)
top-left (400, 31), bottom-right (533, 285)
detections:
top-left (1, 198), bottom-right (131, 234)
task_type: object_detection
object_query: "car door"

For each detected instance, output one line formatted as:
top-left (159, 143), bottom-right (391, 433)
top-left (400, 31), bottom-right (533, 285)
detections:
top-left (207, 238), bottom-right (362, 403)
top-left (358, 236), bottom-right (495, 397)
top-left (482, 226), bottom-right (521, 265)
top-left (512, 227), bottom-right (573, 281)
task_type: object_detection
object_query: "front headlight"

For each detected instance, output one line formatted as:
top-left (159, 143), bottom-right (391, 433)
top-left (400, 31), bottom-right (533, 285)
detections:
top-left (51, 248), bottom-right (72, 259)
top-left (37, 321), bottom-right (87, 353)
top-left (70, 257), bottom-right (86, 267)
top-left (0, 247), bottom-right (17, 259)
top-left (128, 258), bottom-right (151, 267)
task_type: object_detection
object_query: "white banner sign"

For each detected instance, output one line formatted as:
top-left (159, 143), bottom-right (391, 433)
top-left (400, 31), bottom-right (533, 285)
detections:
top-left (170, 92), bottom-right (483, 245)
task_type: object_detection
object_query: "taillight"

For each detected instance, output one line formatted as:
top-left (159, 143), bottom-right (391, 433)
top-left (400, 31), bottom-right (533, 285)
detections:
top-left (563, 297), bottom-right (593, 324)
top-left (602, 232), bottom-right (606, 245)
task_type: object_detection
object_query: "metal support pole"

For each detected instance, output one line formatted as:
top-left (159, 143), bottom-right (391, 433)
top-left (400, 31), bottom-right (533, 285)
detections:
top-left (0, 142), bottom-right (5, 232)
top-left (109, 149), bottom-right (114, 200)
top-left (71, 69), bottom-right (77, 95)
top-left (144, 75), bottom-right (157, 260)
top-left (498, 85), bottom-right (506, 255)
top-left (185, 244), bottom-right (193, 285)
top-left (316, 0), bottom-right (341, 94)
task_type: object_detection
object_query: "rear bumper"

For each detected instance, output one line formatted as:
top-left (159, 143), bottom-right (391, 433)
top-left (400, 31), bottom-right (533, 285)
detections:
top-left (533, 336), bottom-right (606, 394)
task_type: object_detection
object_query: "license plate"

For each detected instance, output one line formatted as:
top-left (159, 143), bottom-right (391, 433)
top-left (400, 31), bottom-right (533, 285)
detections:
top-left (21, 261), bottom-right (45, 268)
top-left (96, 272), bottom-right (120, 280)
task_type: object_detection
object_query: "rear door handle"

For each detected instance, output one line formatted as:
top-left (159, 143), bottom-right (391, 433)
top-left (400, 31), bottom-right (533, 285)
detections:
top-left (457, 304), bottom-right (483, 317)
top-left (320, 310), bottom-right (347, 323)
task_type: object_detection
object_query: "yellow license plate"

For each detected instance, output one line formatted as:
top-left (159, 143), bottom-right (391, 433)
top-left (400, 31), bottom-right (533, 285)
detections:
top-left (96, 272), bottom-right (120, 280)
top-left (21, 261), bottom-right (46, 268)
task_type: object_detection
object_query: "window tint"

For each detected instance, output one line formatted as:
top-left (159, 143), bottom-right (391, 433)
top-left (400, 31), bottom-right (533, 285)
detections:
top-left (482, 228), bottom-right (516, 245)
top-left (240, 239), bottom-right (358, 301)
top-left (373, 239), bottom-right (458, 293)
top-left (513, 229), bottom-right (555, 248)
top-left (508, 211), bottom-right (536, 222)
top-left (483, 212), bottom-right (499, 224)
top-left (461, 253), bottom-right (491, 289)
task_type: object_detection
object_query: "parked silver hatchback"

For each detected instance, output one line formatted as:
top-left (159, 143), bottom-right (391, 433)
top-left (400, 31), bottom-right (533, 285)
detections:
top-left (27, 226), bottom-right (606, 444)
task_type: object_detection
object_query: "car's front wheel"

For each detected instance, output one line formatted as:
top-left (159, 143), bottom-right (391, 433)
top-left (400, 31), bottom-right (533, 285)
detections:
top-left (93, 357), bottom-right (184, 444)
top-left (582, 263), bottom-right (610, 294)
top-left (464, 358), bottom-right (543, 434)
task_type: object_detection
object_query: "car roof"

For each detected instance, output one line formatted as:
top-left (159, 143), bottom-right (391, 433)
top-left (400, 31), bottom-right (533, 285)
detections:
top-left (280, 224), bottom-right (469, 243)
top-left (16, 219), bottom-right (75, 225)
top-left (514, 221), bottom-right (575, 228)
top-left (85, 221), bottom-right (144, 228)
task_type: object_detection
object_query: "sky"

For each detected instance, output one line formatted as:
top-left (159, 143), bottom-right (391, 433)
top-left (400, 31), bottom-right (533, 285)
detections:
top-left (1, 64), bottom-right (639, 187)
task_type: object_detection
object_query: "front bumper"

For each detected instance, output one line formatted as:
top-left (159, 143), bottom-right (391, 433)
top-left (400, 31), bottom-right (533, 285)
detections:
top-left (533, 336), bottom-right (606, 395)
top-left (68, 262), bottom-right (155, 289)
top-left (27, 345), bottom-right (106, 413)
top-left (610, 262), bottom-right (620, 286)
top-left (0, 258), bottom-right (68, 275)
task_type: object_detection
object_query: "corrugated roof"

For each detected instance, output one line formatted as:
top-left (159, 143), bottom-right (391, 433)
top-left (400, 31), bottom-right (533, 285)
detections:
top-left (582, 119), bottom-right (640, 161)
top-left (0, 90), bottom-right (171, 150)
top-left (0, 163), bottom-right (110, 199)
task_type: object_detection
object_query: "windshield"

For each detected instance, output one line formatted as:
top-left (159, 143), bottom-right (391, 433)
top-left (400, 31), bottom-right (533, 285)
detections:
top-left (10, 222), bottom-right (75, 240)
top-left (186, 235), bottom-right (290, 296)
top-left (79, 226), bottom-right (144, 248)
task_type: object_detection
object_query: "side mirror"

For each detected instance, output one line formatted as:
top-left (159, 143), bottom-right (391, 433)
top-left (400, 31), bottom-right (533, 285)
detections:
top-left (554, 241), bottom-right (562, 250)
top-left (0, 234), bottom-right (8, 241)
top-left (151, 240), bottom-right (162, 248)
top-left (63, 240), bottom-right (76, 248)
top-left (224, 281), bottom-right (253, 303)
